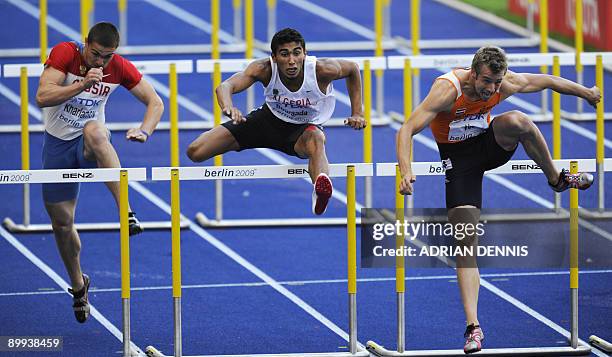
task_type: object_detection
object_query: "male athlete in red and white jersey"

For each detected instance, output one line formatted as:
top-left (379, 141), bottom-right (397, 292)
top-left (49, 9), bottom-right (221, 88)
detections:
top-left (36, 22), bottom-right (163, 324)
top-left (186, 28), bottom-right (365, 216)
top-left (397, 46), bottom-right (600, 353)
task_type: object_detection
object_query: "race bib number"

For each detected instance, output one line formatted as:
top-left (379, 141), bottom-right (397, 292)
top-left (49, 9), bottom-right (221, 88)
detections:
top-left (448, 112), bottom-right (488, 142)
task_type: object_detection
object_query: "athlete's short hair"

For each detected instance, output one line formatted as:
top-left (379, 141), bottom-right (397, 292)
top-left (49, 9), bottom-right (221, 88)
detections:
top-left (271, 28), bottom-right (305, 54)
top-left (87, 22), bottom-right (120, 48)
top-left (471, 46), bottom-right (507, 76)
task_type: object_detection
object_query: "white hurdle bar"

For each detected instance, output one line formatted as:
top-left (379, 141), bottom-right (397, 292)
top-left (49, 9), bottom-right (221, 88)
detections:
top-left (158, 163), bottom-right (373, 228)
top-left (0, 168), bottom-right (146, 357)
top-left (1, 61), bottom-right (192, 232)
top-left (0, 60), bottom-right (203, 133)
top-left (146, 164), bottom-right (369, 357)
top-left (386, 52), bottom-right (612, 122)
top-left (376, 159), bottom-right (599, 222)
top-left (368, 161), bottom-right (592, 357)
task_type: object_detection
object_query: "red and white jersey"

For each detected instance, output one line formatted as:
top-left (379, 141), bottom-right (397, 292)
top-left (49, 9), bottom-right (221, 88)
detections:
top-left (42, 42), bottom-right (142, 140)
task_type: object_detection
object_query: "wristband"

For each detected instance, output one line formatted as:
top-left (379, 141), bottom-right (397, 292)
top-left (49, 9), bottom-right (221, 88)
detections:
top-left (140, 129), bottom-right (150, 139)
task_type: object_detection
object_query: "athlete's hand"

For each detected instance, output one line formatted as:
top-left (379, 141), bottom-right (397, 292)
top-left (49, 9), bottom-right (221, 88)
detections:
top-left (126, 127), bottom-right (149, 143)
top-left (399, 173), bottom-right (416, 195)
top-left (223, 106), bottom-right (246, 125)
top-left (82, 67), bottom-right (104, 90)
top-left (344, 115), bottom-right (366, 130)
top-left (585, 86), bottom-right (601, 109)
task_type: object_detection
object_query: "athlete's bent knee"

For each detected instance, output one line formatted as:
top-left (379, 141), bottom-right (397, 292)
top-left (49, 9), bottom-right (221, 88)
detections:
top-left (51, 219), bottom-right (75, 236)
top-left (303, 129), bottom-right (326, 148)
top-left (186, 142), bottom-right (205, 162)
top-left (83, 121), bottom-right (110, 149)
top-left (505, 110), bottom-right (532, 134)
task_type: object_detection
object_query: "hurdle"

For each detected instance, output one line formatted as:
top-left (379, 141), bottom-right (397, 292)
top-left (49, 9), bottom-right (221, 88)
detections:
top-left (0, 167), bottom-right (147, 357)
top-left (1, 61), bottom-right (190, 233)
top-left (387, 52), bottom-right (612, 219)
top-left (145, 163), bottom-right (372, 357)
top-left (193, 57), bottom-right (385, 227)
top-left (366, 160), bottom-right (593, 356)
top-left (377, 159), bottom-right (597, 222)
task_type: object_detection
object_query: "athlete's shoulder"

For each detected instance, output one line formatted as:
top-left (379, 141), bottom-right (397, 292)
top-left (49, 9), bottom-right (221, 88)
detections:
top-left (245, 57), bottom-right (272, 82)
top-left (103, 54), bottom-right (142, 89)
top-left (251, 57), bottom-right (271, 71)
top-left (50, 41), bottom-right (79, 56)
top-left (45, 42), bottom-right (81, 74)
top-left (315, 57), bottom-right (344, 80)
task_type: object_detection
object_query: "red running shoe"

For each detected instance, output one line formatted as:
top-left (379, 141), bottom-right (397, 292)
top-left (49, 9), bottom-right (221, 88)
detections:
top-left (312, 173), bottom-right (333, 215)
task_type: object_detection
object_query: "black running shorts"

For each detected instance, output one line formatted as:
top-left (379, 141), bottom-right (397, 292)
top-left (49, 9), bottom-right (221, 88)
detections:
top-left (437, 119), bottom-right (516, 209)
top-left (222, 103), bottom-right (322, 158)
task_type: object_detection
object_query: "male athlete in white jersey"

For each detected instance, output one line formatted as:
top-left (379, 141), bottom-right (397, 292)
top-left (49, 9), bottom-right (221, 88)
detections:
top-left (186, 28), bottom-right (365, 215)
top-left (36, 22), bottom-right (163, 323)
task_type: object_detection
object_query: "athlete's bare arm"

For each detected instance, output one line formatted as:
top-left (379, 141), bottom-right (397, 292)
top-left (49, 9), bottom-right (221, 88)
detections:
top-left (316, 58), bottom-right (365, 129)
top-left (126, 78), bottom-right (164, 142)
top-left (397, 79), bottom-right (457, 195)
top-left (36, 66), bottom-right (104, 108)
top-left (215, 58), bottom-right (272, 124)
top-left (501, 70), bottom-right (601, 108)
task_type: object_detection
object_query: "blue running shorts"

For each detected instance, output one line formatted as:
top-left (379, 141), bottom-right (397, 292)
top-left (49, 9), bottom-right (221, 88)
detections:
top-left (42, 131), bottom-right (98, 203)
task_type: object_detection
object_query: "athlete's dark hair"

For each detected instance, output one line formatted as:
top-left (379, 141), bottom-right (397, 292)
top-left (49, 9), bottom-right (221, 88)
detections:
top-left (471, 46), bottom-right (507, 76)
top-left (270, 28), bottom-right (305, 54)
top-left (87, 22), bottom-right (120, 48)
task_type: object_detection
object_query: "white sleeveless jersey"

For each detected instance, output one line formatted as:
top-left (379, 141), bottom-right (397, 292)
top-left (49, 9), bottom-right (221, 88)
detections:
top-left (264, 55), bottom-right (335, 125)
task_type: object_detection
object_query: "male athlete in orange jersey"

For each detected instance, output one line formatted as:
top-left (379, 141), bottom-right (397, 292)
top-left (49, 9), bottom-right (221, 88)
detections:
top-left (396, 46), bottom-right (600, 353)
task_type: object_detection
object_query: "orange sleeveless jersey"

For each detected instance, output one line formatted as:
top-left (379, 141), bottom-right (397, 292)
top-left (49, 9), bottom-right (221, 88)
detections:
top-left (429, 69), bottom-right (502, 144)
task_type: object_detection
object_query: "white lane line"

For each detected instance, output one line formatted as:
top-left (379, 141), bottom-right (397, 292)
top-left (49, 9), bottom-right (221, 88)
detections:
top-left (505, 95), bottom-right (612, 149)
top-left (144, 75), bottom-right (212, 120)
top-left (282, 0), bottom-right (377, 40)
top-left (0, 226), bottom-right (146, 356)
top-left (5, 0), bottom-right (211, 122)
top-left (7, 0), bottom-right (81, 40)
top-left (143, 0), bottom-right (237, 44)
top-left (561, 119), bottom-right (612, 150)
top-left (2, 269), bottom-right (611, 297)
top-left (0, 82), bottom-right (42, 119)
top-left (481, 279), bottom-right (608, 357)
top-left (128, 181), bottom-right (366, 350)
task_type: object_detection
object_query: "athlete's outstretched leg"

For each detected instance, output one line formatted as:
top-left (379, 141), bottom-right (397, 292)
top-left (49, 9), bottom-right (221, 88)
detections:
top-left (492, 110), bottom-right (592, 191)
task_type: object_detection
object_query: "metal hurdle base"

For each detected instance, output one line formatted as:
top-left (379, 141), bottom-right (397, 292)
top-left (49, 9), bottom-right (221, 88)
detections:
top-left (577, 209), bottom-right (612, 220)
top-left (366, 341), bottom-right (591, 356)
top-left (195, 212), bottom-right (364, 228)
top-left (145, 345), bottom-right (370, 357)
top-left (2, 217), bottom-right (189, 233)
top-left (589, 335), bottom-right (612, 353)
